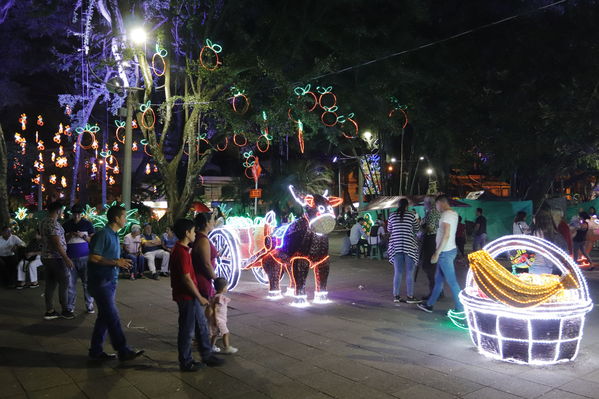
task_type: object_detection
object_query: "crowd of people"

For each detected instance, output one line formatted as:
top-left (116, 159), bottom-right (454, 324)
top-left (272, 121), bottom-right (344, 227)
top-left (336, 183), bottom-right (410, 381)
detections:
top-left (1, 196), bottom-right (596, 369)
top-left (0, 202), bottom-right (237, 371)
top-left (339, 196), bottom-right (597, 316)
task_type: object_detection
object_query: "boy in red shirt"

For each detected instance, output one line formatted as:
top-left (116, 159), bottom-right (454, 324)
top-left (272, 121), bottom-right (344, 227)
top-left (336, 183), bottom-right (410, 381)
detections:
top-left (170, 218), bottom-right (224, 372)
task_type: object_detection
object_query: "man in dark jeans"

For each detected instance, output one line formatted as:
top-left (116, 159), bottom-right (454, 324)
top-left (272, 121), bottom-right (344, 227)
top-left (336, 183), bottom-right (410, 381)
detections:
top-left (169, 218), bottom-right (224, 371)
top-left (87, 205), bottom-right (144, 361)
top-left (473, 208), bottom-right (487, 251)
top-left (419, 196), bottom-right (440, 299)
top-left (63, 204), bottom-right (95, 314)
top-left (40, 201), bottom-right (75, 320)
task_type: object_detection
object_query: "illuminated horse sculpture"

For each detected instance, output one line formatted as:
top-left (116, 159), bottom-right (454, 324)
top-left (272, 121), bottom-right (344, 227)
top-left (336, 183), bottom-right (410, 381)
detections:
top-left (261, 185), bottom-right (342, 305)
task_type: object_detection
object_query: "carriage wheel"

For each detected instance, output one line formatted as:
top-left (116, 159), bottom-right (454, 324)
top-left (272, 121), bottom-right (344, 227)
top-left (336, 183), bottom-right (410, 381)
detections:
top-left (251, 267), bottom-right (270, 285)
top-left (209, 228), bottom-right (241, 291)
top-left (251, 262), bottom-right (285, 285)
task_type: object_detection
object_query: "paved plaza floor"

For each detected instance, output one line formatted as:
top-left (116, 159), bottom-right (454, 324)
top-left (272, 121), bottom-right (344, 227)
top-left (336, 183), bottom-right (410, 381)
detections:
top-left (2, 237), bottom-right (599, 398)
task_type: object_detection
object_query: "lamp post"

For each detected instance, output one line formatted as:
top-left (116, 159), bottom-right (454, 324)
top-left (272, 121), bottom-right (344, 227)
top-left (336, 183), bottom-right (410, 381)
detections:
top-left (409, 156), bottom-right (425, 195)
top-left (115, 27), bottom-right (146, 210)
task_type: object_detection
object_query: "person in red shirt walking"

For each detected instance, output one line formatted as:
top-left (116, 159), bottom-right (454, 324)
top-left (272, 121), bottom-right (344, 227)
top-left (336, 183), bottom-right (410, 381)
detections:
top-left (170, 219), bottom-right (224, 372)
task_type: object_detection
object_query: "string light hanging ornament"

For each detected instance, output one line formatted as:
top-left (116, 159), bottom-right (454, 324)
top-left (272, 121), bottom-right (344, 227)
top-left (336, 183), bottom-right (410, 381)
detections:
top-left (297, 120), bottom-right (305, 154)
top-left (76, 124), bottom-right (100, 150)
top-left (199, 38), bottom-right (222, 71)
top-left (460, 235), bottom-right (593, 365)
top-left (151, 44), bottom-right (168, 76)
top-left (230, 87), bottom-right (250, 114)
top-left (140, 101), bottom-right (156, 130)
top-left (18, 113), bottom-right (27, 130)
top-left (337, 112), bottom-right (359, 139)
top-left (242, 151), bottom-right (257, 180)
top-left (388, 97), bottom-right (408, 129)
top-left (257, 111), bottom-right (272, 153)
top-left (37, 115), bottom-right (44, 126)
top-left (140, 139), bottom-right (152, 157)
top-left (114, 120), bottom-right (126, 143)
top-left (233, 132), bottom-right (248, 147)
top-left (216, 136), bottom-right (229, 152)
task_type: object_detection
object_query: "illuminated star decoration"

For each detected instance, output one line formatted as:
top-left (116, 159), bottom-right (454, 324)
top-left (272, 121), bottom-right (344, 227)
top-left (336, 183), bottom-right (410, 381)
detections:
top-left (15, 207), bottom-right (28, 220)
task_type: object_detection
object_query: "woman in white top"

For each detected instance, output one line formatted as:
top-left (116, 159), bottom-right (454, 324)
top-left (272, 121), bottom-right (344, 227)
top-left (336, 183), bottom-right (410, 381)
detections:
top-left (513, 211), bottom-right (530, 235)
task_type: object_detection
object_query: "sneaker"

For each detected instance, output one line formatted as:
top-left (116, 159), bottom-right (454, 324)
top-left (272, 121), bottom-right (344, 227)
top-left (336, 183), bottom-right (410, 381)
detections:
top-left (180, 361), bottom-right (205, 372)
top-left (160, 272), bottom-right (170, 277)
top-left (136, 274), bottom-right (145, 279)
top-left (118, 349), bottom-right (145, 361)
top-left (399, 297), bottom-right (407, 303)
top-left (16, 284), bottom-right (24, 290)
top-left (86, 306), bottom-right (95, 314)
top-left (211, 345), bottom-right (221, 353)
top-left (129, 274), bottom-right (136, 280)
top-left (88, 351), bottom-right (117, 360)
top-left (406, 296), bottom-right (422, 304)
top-left (417, 303), bottom-right (434, 313)
top-left (221, 346), bottom-right (238, 354)
top-left (151, 273), bottom-right (159, 280)
top-left (203, 356), bottom-right (225, 367)
top-left (61, 310), bottom-right (75, 319)
top-left (393, 296), bottom-right (401, 303)
top-left (29, 282), bottom-right (39, 288)
top-left (44, 310), bottom-right (61, 320)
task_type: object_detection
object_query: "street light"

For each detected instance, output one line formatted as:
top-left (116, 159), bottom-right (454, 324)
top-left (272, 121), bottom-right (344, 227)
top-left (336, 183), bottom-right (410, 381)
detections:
top-left (363, 131), bottom-right (372, 141)
top-left (130, 27), bottom-right (147, 44)
top-left (419, 156), bottom-right (425, 161)
top-left (390, 157), bottom-right (397, 163)
top-left (426, 167), bottom-right (434, 175)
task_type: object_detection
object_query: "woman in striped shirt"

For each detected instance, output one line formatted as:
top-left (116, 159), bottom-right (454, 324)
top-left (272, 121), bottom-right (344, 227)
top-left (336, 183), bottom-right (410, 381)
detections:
top-left (388, 199), bottom-right (421, 304)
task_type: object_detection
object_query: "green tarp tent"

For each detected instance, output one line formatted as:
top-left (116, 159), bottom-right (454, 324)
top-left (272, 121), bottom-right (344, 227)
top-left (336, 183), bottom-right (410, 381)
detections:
top-left (364, 199), bottom-right (533, 241)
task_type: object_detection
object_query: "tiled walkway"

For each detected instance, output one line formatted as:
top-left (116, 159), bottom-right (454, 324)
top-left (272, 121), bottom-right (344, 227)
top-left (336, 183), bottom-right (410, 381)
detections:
top-left (1, 247), bottom-right (599, 398)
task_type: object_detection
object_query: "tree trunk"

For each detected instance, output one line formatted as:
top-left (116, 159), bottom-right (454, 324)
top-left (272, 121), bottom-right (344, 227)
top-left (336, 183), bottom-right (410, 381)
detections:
top-left (0, 124), bottom-right (11, 227)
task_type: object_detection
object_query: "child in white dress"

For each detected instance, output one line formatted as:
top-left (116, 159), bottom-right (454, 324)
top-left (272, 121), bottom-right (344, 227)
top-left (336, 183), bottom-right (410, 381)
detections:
top-left (210, 277), bottom-right (237, 354)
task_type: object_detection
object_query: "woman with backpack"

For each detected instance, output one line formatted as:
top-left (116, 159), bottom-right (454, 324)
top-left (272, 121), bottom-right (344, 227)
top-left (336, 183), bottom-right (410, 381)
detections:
top-left (387, 198), bottom-right (421, 304)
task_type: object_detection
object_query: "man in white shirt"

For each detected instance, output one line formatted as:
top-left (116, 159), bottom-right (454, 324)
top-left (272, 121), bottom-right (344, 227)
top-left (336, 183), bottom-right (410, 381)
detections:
top-left (418, 195), bottom-right (463, 313)
top-left (123, 225), bottom-right (145, 279)
top-left (0, 226), bottom-right (26, 287)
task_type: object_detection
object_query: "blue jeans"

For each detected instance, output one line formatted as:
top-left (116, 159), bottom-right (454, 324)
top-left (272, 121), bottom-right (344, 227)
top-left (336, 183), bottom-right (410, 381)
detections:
top-left (125, 254), bottom-right (145, 276)
top-left (427, 249), bottom-right (463, 311)
top-left (393, 252), bottom-right (415, 297)
top-left (177, 299), bottom-right (213, 368)
top-left (67, 256), bottom-right (93, 312)
top-left (473, 234), bottom-right (487, 251)
top-left (89, 280), bottom-right (131, 356)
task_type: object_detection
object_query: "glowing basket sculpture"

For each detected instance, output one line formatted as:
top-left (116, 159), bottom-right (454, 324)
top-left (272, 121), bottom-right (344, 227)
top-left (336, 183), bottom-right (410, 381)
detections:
top-left (460, 235), bottom-right (593, 365)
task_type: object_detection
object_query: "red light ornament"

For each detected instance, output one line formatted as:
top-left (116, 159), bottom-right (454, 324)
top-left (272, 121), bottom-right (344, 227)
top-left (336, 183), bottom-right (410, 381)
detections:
top-left (140, 101), bottom-right (156, 130)
top-left (216, 136), bottom-right (229, 152)
top-left (114, 120), bottom-right (125, 143)
top-left (199, 39), bottom-right (222, 71)
top-left (233, 133), bottom-right (247, 147)
top-left (151, 44), bottom-right (168, 77)
top-left (76, 124), bottom-right (100, 150)
top-left (19, 113), bottom-right (27, 130)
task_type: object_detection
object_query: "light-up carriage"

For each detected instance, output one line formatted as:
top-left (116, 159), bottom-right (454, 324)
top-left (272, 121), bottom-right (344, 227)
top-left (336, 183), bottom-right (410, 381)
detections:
top-left (208, 186), bottom-right (342, 305)
top-left (208, 212), bottom-right (279, 290)
top-left (461, 235), bottom-right (593, 365)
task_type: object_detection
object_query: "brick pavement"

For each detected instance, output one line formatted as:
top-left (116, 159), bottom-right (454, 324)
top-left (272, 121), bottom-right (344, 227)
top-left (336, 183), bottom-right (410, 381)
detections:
top-left (1, 240), bottom-right (599, 399)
